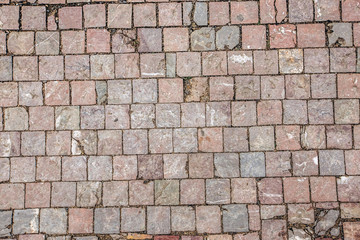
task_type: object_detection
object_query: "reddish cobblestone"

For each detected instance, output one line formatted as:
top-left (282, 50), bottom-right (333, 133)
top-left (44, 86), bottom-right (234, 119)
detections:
top-left (1, 1), bottom-right (360, 239)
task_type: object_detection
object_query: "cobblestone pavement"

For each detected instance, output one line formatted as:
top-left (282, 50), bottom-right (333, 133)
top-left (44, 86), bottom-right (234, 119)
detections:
top-left (0, 0), bottom-right (360, 239)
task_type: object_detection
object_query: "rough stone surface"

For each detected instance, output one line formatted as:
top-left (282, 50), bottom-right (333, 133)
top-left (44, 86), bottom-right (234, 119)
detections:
top-left (222, 205), bottom-right (249, 232)
top-left (240, 153), bottom-right (266, 177)
top-left (40, 209), bottom-right (67, 234)
top-left (155, 180), bottom-right (179, 205)
top-left (1, 2), bottom-right (360, 239)
top-left (13, 209), bottom-right (39, 234)
top-left (94, 208), bottom-right (120, 234)
top-left (121, 208), bottom-right (146, 232)
top-left (171, 206), bottom-right (195, 232)
top-left (0, 211), bottom-right (12, 237)
top-left (216, 26), bottom-right (240, 50)
top-left (314, 209), bottom-right (340, 236)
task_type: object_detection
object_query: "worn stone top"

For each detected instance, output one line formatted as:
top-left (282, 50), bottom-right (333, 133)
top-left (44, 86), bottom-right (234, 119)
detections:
top-left (0, 0), bottom-right (360, 240)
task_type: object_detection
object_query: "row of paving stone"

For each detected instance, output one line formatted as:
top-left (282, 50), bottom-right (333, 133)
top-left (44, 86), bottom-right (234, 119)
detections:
top-left (1, 203), bottom-right (360, 238)
top-left (2, 151), bottom-right (360, 181)
top-left (1, 98), bottom-right (360, 126)
top-left (1, 175), bottom-right (360, 208)
top-left (0, 123), bottom-right (359, 155)
top-left (2, 74), bottom-right (360, 105)
top-left (1, 22), bottom-right (360, 54)
top-left (0, 49), bottom-right (360, 82)
top-left (1, 74), bottom-right (360, 124)
top-left (0, 2), bottom-right (359, 29)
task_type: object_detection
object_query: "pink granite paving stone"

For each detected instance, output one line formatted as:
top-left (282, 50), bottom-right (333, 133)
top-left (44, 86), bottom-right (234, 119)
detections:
top-left (0, 0), bottom-right (360, 239)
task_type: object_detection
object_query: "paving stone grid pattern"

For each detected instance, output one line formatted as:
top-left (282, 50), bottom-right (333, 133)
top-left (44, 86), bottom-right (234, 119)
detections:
top-left (1, 0), bottom-right (360, 240)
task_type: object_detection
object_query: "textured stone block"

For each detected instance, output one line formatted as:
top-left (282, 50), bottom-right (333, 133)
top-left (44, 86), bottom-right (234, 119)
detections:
top-left (76, 182), bottom-right (102, 207)
top-left (103, 181), bottom-right (128, 207)
top-left (240, 153), bottom-right (266, 177)
top-left (68, 208), bottom-right (93, 234)
top-left (319, 150), bottom-right (345, 176)
top-left (0, 211), bottom-right (11, 237)
top-left (147, 206), bottom-right (171, 234)
top-left (196, 206), bottom-right (221, 234)
top-left (25, 182), bottom-right (50, 208)
top-left (231, 178), bottom-right (257, 204)
top-left (155, 180), bottom-right (179, 205)
top-left (94, 208), bottom-right (120, 234)
top-left (129, 180), bottom-right (154, 206)
top-left (223, 204), bottom-right (249, 232)
top-left (11, 157), bottom-right (35, 183)
top-left (214, 153), bottom-right (240, 178)
top-left (40, 209), bottom-right (67, 234)
top-left (13, 209), bottom-right (39, 234)
top-left (0, 184), bottom-right (24, 209)
top-left (180, 179), bottom-right (205, 205)
top-left (206, 179), bottom-right (230, 204)
top-left (121, 208), bottom-right (146, 232)
top-left (51, 182), bottom-right (76, 207)
top-left (171, 206), bottom-right (195, 232)
top-left (88, 156), bottom-right (112, 181)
